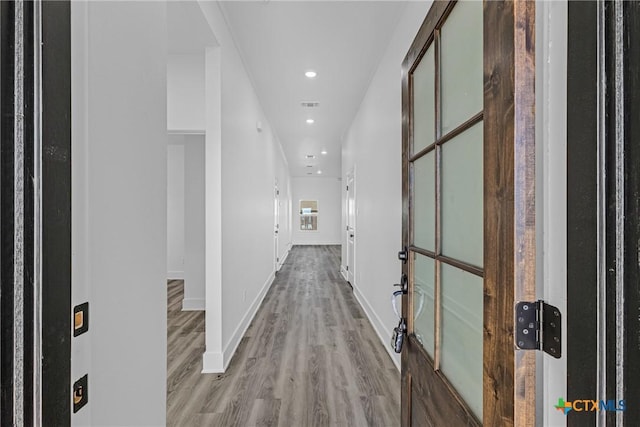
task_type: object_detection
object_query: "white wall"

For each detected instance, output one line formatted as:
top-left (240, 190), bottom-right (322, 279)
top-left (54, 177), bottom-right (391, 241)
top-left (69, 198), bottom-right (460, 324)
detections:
top-left (71, 2), bottom-right (167, 426)
top-left (198, 1), bottom-right (292, 372)
top-left (167, 53), bottom-right (206, 132)
top-left (341, 1), bottom-right (432, 370)
top-left (183, 135), bottom-right (206, 310)
top-left (292, 177), bottom-right (342, 245)
top-left (71, 3), bottom-right (92, 424)
top-left (167, 138), bottom-right (185, 279)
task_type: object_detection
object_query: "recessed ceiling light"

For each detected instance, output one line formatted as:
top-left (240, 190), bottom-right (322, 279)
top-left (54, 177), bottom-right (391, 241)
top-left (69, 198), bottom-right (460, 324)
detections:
top-left (305, 70), bottom-right (317, 78)
top-left (317, 170), bottom-right (323, 175)
top-left (321, 150), bottom-right (327, 155)
top-left (306, 119), bottom-right (314, 124)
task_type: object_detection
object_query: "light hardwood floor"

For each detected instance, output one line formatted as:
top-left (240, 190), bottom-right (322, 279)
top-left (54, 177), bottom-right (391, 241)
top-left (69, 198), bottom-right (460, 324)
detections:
top-left (167, 245), bottom-right (400, 426)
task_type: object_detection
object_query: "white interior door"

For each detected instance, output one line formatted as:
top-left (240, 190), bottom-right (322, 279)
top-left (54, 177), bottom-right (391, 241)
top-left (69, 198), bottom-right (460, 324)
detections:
top-left (274, 182), bottom-right (280, 271)
top-left (346, 172), bottom-right (355, 284)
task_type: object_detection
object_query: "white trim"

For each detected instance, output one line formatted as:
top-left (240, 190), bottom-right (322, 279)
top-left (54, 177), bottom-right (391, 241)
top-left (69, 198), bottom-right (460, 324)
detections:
top-left (167, 128), bottom-right (206, 136)
top-left (181, 297), bottom-right (205, 311)
top-left (277, 248), bottom-right (290, 270)
top-left (203, 45), bottom-right (224, 376)
top-left (167, 271), bottom-right (184, 280)
top-left (340, 265), bottom-right (348, 282)
top-left (292, 241), bottom-right (342, 246)
top-left (222, 271), bottom-right (275, 368)
top-left (537, 3), bottom-right (568, 425)
top-left (201, 351), bottom-right (224, 373)
top-left (351, 282), bottom-right (400, 371)
top-left (202, 272), bottom-right (276, 373)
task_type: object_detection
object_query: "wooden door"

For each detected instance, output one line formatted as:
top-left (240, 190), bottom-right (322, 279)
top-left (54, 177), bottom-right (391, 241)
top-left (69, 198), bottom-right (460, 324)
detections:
top-left (401, 1), bottom-right (536, 425)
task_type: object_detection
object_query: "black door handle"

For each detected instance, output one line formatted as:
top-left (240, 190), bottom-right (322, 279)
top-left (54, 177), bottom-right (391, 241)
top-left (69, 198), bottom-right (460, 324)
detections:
top-left (398, 247), bottom-right (408, 263)
top-left (394, 274), bottom-right (408, 294)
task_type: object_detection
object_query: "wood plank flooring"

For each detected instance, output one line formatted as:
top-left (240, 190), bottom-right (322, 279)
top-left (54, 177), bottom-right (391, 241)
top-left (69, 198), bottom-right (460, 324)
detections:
top-left (167, 245), bottom-right (400, 426)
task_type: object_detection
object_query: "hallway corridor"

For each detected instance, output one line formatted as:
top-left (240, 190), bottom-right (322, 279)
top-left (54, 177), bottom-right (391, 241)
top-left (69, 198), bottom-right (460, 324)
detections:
top-left (167, 245), bottom-right (400, 426)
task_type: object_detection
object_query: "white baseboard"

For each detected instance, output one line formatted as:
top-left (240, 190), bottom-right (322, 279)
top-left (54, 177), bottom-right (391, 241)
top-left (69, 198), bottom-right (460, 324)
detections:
top-left (220, 272), bottom-right (276, 371)
top-left (340, 265), bottom-right (348, 281)
top-left (167, 271), bottom-right (184, 280)
top-left (167, 128), bottom-right (205, 135)
top-left (292, 241), bottom-right (342, 246)
top-left (201, 351), bottom-right (224, 373)
top-left (181, 297), bottom-right (205, 311)
top-left (352, 283), bottom-right (401, 371)
top-left (277, 249), bottom-right (290, 270)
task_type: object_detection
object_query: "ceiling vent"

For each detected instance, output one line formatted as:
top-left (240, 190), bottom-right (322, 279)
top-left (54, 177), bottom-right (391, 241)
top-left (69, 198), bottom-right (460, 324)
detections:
top-left (301, 101), bottom-right (320, 108)
top-left (306, 154), bottom-right (316, 159)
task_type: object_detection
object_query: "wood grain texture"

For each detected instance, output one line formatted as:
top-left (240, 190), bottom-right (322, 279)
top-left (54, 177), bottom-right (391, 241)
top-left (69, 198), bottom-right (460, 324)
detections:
top-left (167, 245), bottom-right (400, 426)
top-left (483, 1), bottom-right (516, 425)
top-left (484, 1), bottom-right (536, 426)
top-left (512, 2), bottom-right (537, 425)
top-left (407, 337), bottom-right (480, 427)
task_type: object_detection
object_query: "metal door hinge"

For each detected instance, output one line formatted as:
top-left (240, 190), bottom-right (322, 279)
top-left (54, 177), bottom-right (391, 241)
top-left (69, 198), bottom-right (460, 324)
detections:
top-left (515, 300), bottom-right (561, 359)
top-left (346, 266), bottom-right (349, 271)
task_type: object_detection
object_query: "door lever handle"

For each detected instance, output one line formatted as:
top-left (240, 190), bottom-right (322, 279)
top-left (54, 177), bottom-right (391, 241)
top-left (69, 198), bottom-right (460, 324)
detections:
top-left (393, 273), bottom-right (408, 294)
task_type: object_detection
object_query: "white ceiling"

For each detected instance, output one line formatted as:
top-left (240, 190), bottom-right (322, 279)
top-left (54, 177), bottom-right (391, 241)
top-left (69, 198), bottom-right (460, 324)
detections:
top-left (219, 1), bottom-right (407, 178)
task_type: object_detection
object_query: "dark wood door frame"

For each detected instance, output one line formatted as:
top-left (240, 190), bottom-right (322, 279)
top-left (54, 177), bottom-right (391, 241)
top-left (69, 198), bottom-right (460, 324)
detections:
top-left (566, 2), bottom-right (598, 424)
top-left (0, 1), bottom-right (71, 424)
top-left (567, 1), bottom-right (640, 425)
top-left (1, 2), bottom-right (37, 424)
top-left (401, 1), bottom-right (536, 425)
top-left (41, 1), bottom-right (72, 424)
top-left (621, 4), bottom-right (640, 423)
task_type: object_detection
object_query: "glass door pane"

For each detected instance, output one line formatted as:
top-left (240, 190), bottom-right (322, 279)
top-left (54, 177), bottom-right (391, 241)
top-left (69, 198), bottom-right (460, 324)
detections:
top-left (441, 122), bottom-right (483, 267)
top-left (441, 0), bottom-right (483, 134)
top-left (412, 45), bottom-right (436, 153)
top-left (439, 263), bottom-right (483, 419)
top-left (407, 0), bottom-right (483, 422)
